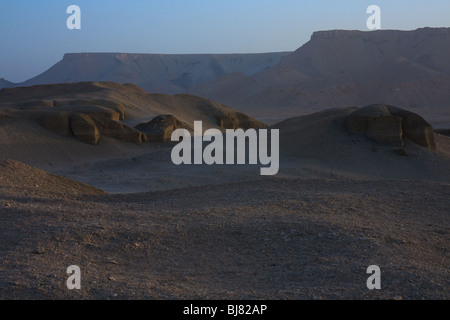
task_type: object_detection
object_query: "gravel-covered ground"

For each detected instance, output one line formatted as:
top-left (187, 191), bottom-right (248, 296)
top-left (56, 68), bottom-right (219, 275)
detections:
top-left (1, 171), bottom-right (448, 299)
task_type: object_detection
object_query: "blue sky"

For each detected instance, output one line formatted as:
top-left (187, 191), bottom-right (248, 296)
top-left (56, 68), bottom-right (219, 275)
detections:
top-left (1, 0), bottom-right (449, 82)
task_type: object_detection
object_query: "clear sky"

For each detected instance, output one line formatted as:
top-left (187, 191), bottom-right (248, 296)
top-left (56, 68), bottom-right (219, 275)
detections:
top-left (1, 0), bottom-right (449, 82)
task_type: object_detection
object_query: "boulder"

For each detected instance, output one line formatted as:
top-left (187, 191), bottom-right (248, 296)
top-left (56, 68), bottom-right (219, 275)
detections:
top-left (135, 115), bottom-right (187, 142)
top-left (93, 117), bottom-right (146, 144)
top-left (69, 113), bottom-right (100, 145)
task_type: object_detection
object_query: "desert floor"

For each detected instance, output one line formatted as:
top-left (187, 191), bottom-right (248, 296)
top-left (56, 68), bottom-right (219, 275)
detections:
top-left (0, 146), bottom-right (448, 299)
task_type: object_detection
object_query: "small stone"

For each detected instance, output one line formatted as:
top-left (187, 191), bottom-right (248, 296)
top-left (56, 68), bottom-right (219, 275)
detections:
top-left (33, 249), bottom-right (46, 255)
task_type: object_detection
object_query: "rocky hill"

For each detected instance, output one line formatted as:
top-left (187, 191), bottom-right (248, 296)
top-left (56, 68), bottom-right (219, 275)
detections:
top-left (0, 52), bottom-right (289, 93)
top-left (190, 28), bottom-right (450, 126)
top-left (0, 81), bottom-right (265, 148)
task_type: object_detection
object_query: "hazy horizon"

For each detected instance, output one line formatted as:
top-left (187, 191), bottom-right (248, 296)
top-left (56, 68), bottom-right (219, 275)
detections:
top-left (1, 0), bottom-right (450, 82)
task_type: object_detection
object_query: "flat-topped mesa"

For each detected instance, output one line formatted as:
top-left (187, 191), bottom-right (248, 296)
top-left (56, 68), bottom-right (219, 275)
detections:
top-left (311, 30), bottom-right (364, 40)
top-left (63, 52), bottom-right (148, 60)
top-left (6, 51), bottom-right (291, 93)
top-left (310, 27), bottom-right (450, 41)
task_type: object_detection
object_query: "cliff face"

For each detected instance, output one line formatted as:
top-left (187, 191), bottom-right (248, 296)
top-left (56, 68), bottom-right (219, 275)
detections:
top-left (290, 27), bottom-right (450, 79)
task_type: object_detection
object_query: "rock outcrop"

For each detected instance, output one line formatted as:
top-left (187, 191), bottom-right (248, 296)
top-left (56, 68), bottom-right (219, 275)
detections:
top-left (215, 112), bottom-right (267, 130)
top-left (38, 111), bottom-right (72, 137)
top-left (135, 115), bottom-right (188, 143)
top-left (37, 109), bottom-right (143, 145)
top-left (0, 82), bottom-right (267, 145)
top-left (94, 117), bottom-right (146, 144)
top-left (69, 113), bottom-right (100, 145)
top-left (388, 106), bottom-right (436, 150)
top-left (70, 105), bottom-right (121, 121)
top-left (346, 104), bottom-right (436, 150)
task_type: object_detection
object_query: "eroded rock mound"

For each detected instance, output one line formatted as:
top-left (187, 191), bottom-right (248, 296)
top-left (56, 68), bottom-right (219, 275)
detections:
top-left (346, 104), bottom-right (436, 150)
top-left (388, 106), bottom-right (436, 150)
top-left (37, 109), bottom-right (143, 145)
top-left (38, 111), bottom-right (72, 137)
top-left (135, 115), bottom-right (188, 143)
top-left (70, 113), bottom-right (101, 145)
top-left (94, 117), bottom-right (146, 144)
top-left (216, 112), bottom-right (267, 130)
top-left (0, 82), bottom-right (267, 145)
top-left (70, 105), bottom-right (121, 121)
